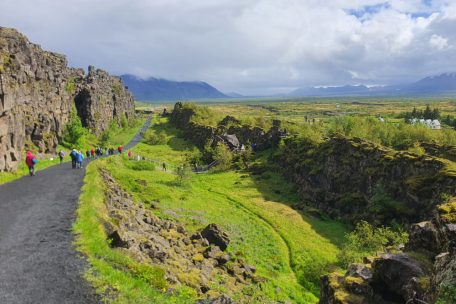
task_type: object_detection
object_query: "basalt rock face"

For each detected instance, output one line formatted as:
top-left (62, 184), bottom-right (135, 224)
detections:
top-left (277, 135), bottom-right (456, 225)
top-left (75, 65), bottom-right (134, 134)
top-left (0, 27), bottom-right (134, 172)
top-left (170, 102), bottom-right (285, 152)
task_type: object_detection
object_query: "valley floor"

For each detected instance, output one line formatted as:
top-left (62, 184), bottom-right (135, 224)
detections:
top-left (76, 116), bottom-right (347, 303)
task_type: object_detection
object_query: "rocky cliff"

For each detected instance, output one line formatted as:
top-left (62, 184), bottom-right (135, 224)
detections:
top-left (277, 136), bottom-right (456, 225)
top-left (0, 27), bottom-right (134, 171)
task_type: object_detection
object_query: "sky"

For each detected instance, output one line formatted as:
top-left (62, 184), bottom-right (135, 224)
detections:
top-left (1, 0), bottom-right (456, 95)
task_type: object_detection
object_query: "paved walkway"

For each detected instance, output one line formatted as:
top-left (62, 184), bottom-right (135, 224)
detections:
top-left (0, 117), bottom-right (151, 304)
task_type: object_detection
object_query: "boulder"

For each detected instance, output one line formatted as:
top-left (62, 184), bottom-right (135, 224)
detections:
top-left (372, 253), bottom-right (428, 302)
top-left (406, 221), bottom-right (440, 253)
top-left (200, 224), bottom-right (230, 251)
top-left (197, 295), bottom-right (237, 304)
top-left (346, 263), bottom-right (373, 281)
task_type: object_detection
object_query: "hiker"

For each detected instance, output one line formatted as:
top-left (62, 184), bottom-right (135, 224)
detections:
top-left (118, 145), bottom-right (123, 154)
top-left (90, 148), bottom-right (95, 158)
top-left (162, 162), bottom-right (166, 171)
top-left (106, 148), bottom-right (109, 156)
top-left (76, 151), bottom-right (84, 169)
top-left (136, 155), bottom-right (141, 161)
top-left (70, 149), bottom-right (78, 169)
top-left (58, 150), bottom-right (65, 164)
top-left (86, 150), bottom-right (90, 159)
top-left (128, 150), bottom-right (132, 158)
top-left (25, 151), bottom-right (37, 176)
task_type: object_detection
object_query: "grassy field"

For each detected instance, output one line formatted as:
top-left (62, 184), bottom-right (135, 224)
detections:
top-left (81, 115), bottom-right (346, 303)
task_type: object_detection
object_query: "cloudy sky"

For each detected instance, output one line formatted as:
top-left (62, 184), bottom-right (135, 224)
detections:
top-left (1, 0), bottom-right (456, 95)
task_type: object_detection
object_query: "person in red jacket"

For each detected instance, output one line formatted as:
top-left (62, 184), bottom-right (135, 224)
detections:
top-left (118, 145), bottom-right (123, 154)
top-left (90, 148), bottom-right (95, 158)
top-left (25, 151), bottom-right (37, 176)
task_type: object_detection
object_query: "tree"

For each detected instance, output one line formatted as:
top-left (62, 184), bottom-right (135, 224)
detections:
top-left (63, 109), bottom-right (86, 147)
top-left (423, 104), bottom-right (432, 119)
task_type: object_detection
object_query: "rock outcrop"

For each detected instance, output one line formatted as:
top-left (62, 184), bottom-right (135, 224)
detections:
top-left (319, 198), bottom-right (456, 304)
top-left (277, 135), bottom-right (456, 225)
top-left (0, 27), bottom-right (134, 171)
top-left (101, 170), bottom-right (260, 302)
top-left (170, 102), bottom-right (285, 152)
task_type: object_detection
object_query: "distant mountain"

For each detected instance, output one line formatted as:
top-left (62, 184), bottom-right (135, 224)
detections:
top-left (225, 92), bottom-right (244, 98)
top-left (398, 73), bottom-right (456, 95)
top-left (289, 85), bottom-right (373, 97)
top-left (289, 73), bottom-right (456, 97)
top-left (121, 74), bottom-right (228, 101)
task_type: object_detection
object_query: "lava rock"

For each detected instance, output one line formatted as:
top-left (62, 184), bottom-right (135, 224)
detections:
top-left (200, 224), bottom-right (230, 251)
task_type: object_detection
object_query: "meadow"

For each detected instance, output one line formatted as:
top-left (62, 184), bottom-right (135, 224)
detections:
top-left (76, 116), bottom-right (347, 303)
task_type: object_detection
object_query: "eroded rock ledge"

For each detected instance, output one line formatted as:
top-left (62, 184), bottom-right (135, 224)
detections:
top-left (101, 170), bottom-right (260, 303)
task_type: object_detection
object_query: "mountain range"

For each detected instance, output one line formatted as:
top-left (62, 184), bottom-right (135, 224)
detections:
top-left (121, 75), bottom-right (228, 101)
top-left (122, 73), bottom-right (456, 101)
top-left (289, 73), bottom-right (456, 97)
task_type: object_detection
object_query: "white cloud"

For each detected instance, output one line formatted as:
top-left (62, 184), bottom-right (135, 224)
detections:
top-left (430, 34), bottom-right (449, 49)
top-left (0, 0), bottom-right (455, 94)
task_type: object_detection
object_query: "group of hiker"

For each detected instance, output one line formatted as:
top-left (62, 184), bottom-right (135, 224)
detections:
top-left (25, 145), bottom-right (125, 175)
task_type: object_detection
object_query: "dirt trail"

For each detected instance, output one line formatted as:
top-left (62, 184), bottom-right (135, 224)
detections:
top-left (0, 118), bottom-right (151, 304)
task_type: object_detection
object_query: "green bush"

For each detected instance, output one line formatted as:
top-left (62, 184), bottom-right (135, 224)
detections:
top-left (338, 221), bottom-right (408, 267)
top-left (436, 284), bottom-right (456, 304)
top-left (175, 165), bottom-right (192, 185)
top-left (143, 130), bottom-right (167, 145)
top-left (63, 109), bottom-right (87, 147)
top-left (121, 113), bottom-right (128, 129)
top-left (212, 143), bottom-right (233, 171)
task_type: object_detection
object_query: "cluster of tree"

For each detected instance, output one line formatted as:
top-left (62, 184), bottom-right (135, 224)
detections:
top-left (442, 115), bottom-right (456, 129)
top-left (401, 105), bottom-right (441, 121)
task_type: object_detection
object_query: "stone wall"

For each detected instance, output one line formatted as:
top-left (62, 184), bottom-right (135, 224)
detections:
top-left (0, 27), bottom-right (134, 172)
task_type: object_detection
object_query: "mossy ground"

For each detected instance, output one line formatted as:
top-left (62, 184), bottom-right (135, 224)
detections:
top-left (79, 115), bottom-right (347, 303)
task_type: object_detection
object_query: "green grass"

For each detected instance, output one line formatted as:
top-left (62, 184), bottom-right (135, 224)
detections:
top-left (90, 115), bottom-right (347, 303)
top-left (73, 161), bottom-right (196, 304)
top-left (0, 156), bottom-right (63, 185)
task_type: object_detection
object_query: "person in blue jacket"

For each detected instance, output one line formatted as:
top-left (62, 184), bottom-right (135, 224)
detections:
top-left (76, 151), bottom-right (85, 169)
top-left (70, 149), bottom-right (78, 169)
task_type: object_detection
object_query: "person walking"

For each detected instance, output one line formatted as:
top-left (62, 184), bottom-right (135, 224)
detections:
top-left (162, 162), bottom-right (166, 171)
top-left (70, 149), bottom-right (78, 169)
top-left (86, 150), bottom-right (90, 159)
top-left (128, 150), bottom-right (132, 158)
top-left (118, 145), bottom-right (123, 154)
top-left (76, 151), bottom-right (85, 169)
top-left (58, 150), bottom-right (65, 164)
top-left (25, 151), bottom-right (37, 176)
top-left (90, 148), bottom-right (95, 158)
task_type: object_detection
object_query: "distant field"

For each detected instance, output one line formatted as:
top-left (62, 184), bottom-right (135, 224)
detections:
top-left (136, 96), bottom-right (456, 124)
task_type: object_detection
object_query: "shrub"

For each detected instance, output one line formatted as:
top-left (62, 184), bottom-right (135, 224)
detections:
top-left (63, 109), bottom-right (87, 147)
top-left (143, 130), bottom-right (167, 145)
top-left (176, 165), bottom-right (192, 185)
top-left (338, 221), bottom-right (408, 267)
top-left (212, 143), bottom-right (233, 171)
top-left (436, 284), bottom-right (456, 304)
top-left (121, 113), bottom-right (128, 129)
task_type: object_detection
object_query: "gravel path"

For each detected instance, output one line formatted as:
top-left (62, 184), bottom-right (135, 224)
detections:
top-left (0, 117), bottom-right (151, 304)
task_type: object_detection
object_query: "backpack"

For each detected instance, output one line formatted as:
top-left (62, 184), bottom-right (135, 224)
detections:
top-left (32, 158), bottom-right (38, 165)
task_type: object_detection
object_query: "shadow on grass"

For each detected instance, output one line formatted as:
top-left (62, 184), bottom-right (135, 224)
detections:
top-left (248, 162), bottom-right (348, 248)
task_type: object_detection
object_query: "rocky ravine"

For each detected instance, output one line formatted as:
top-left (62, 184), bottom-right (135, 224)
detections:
top-left (0, 27), bottom-right (134, 172)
